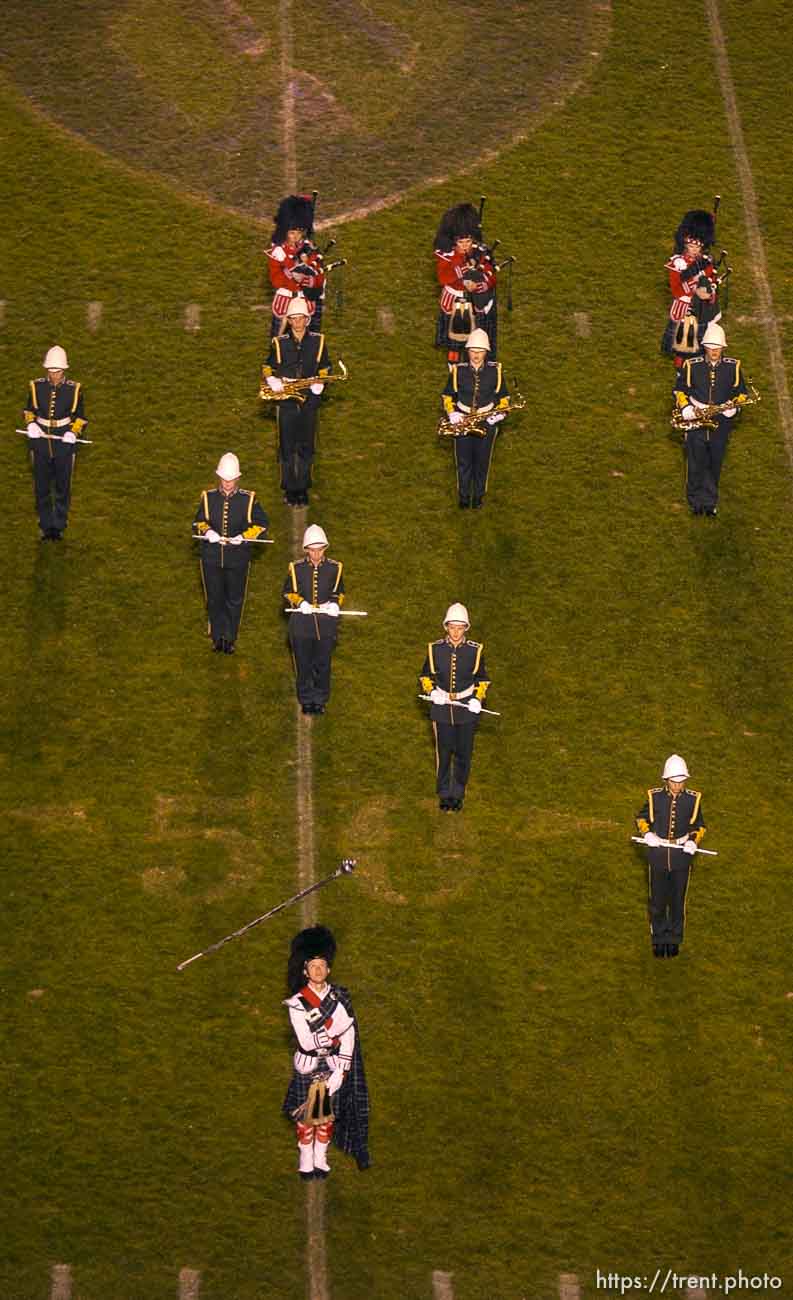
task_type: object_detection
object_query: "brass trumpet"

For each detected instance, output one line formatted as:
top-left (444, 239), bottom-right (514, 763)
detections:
top-left (259, 358), bottom-right (348, 404)
top-left (670, 381), bottom-right (760, 432)
top-left (437, 393), bottom-right (526, 439)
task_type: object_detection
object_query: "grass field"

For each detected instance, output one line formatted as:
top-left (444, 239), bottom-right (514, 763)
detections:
top-left (1, 2), bottom-right (792, 1298)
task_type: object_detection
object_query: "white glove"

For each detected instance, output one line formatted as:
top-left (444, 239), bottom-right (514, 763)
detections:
top-left (227, 534), bottom-right (244, 546)
top-left (430, 688), bottom-right (449, 706)
top-left (26, 422), bottom-right (43, 438)
top-left (326, 1067), bottom-right (347, 1097)
top-left (448, 410), bottom-right (464, 425)
top-left (298, 600), bottom-right (314, 614)
top-left (683, 839), bottom-right (698, 855)
top-left (310, 383), bottom-right (325, 396)
top-left (643, 832), bottom-right (662, 847)
top-left (266, 375), bottom-right (284, 393)
top-left (62, 430), bottom-right (77, 444)
top-left (205, 529), bottom-right (221, 543)
top-left (468, 698), bottom-right (482, 714)
top-left (722, 405), bottom-right (737, 418)
top-left (320, 601), bottom-right (340, 617)
top-left (486, 412), bottom-right (506, 426)
top-left (681, 405), bottom-right (696, 421)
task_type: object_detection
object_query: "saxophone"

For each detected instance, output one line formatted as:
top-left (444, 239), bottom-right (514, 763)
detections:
top-left (259, 358), bottom-right (348, 404)
top-left (437, 392), bottom-right (527, 438)
top-left (670, 380), bottom-right (760, 432)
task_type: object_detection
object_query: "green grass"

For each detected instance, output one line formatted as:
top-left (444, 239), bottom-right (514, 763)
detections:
top-left (2, 1), bottom-right (792, 1297)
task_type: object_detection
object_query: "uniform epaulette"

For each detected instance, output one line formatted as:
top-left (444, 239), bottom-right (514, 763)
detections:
top-left (466, 639), bottom-right (481, 647)
top-left (685, 787), bottom-right (701, 797)
top-left (431, 637), bottom-right (446, 646)
top-left (649, 787), bottom-right (663, 794)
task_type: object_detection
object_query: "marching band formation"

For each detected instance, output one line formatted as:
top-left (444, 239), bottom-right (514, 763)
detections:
top-left (18, 191), bottom-right (759, 1177)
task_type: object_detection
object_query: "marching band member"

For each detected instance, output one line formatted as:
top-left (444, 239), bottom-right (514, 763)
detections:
top-left (635, 755), bottom-right (706, 958)
top-left (673, 322), bottom-right (749, 516)
top-left (265, 195), bottom-right (326, 336)
top-left (419, 603), bottom-right (491, 812)
top-left (441, 329), bottom-right (509, 509)
top-left (434, 203), bottom-right (497, 363)
top-left (261, 296), bottom-right (332, 507)
top-left (22, 345), bottom-right (87, 540)
top-left (283, 524), bottom-right (345, 715)
top-left (661, 209), bottom-right (720, 366)
top-left (282, 925), bottom-right (370, 1179)
top-left (192, 452), bottom-right (269, 654)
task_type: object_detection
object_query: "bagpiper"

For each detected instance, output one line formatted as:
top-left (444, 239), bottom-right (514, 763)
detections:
top-left (282, 926), bottom-right (370, 1179)
top-left (434, 203), bottom-right (498, 363)
top-left (22, 345), bottom-right (88, 540)
top-left (661, 209), bottom-right (720, 366)
top-left (265, 195), bottom-right (326, 337)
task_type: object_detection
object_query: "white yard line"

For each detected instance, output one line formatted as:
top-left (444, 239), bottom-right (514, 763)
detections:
top-left (184, 304), bottom-right (201, 333)
top-left (377, 306), bottom-right (395, 335)
top-left (558, 1274), bottom-right (581, 1300)
top-left (432, 1271), bottom-right (455, 1299)
top-left (178, 1267), bottom-right (201, 1299)
top-left (705, 0), bottom-right (793, 472)
top-left (86, 301), bottom-right (102, 332)
top-left (280, 0), bottom-right (297, 193)
top-left (50, 1264), bottom-right (71, 1300)
top-left (0, 300), bottom-right (6, 326)
top-left (572, 312), bottom-right (591, 338)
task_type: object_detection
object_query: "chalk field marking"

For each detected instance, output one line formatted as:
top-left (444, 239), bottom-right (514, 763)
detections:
top-left (0, 300), bottom-right (6, 326)
top-left (377, 306), bottom-right (395, 334)
top-left (686, 1287), bottom-right (707, 1300)
top-left (314, 2), bottom-right (612, 232)
top-left (432, 1271), bottom-right (455, 1299)
top-left (559, 1274), bottom-right (581, 1300)
top-left (50, 1264), bottom-right (71, 1300)
top-left (179, 1268), bottom-right (201, 1299)
top-left (706, 0), bottom-right (793, 472)
top-left (184, 304), bottom-right (201, 333)
top-left (280, 0), bottom-right (297, 192)
top-left (86, 301), bottom-right (102, 332)
top-left (572, 312), bottom-right (591, 338)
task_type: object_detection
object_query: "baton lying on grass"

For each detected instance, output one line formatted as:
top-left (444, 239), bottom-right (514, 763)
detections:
top-left (16, 427), bottom-right (92, 444)
top-left (418, 693), bottom-right (501, 717)
top-left (631, 836), bottom-right (718, 856)
top-left (286, 607), bottom-right (368, 616)
top-left (177, 858), bottom-right (357, 970)
top-left (192, 531), bottom-right (273, 544)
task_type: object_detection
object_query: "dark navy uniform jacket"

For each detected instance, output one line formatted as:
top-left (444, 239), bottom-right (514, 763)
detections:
top-left (283, 557), bottom-right (345, 642)
top-left (420, 638), bottom-right (490, 727)
top-left (636, 787), bottom-right (706, 871)
top-left (674, 356), bottom-right (748, 410)
top-left (442, 361), bottom-right (508, 415)
top-left (262, 332), bottom-right (332, 408)
top-left (24, 378), bottom-right (87, 438)
top-left (193, 488), bottom-right (269, 569)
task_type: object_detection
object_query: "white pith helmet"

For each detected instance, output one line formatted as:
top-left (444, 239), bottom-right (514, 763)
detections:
top-left (702, 323), bottom-right (726, 349)
top-left (44, 345), bottom-right (69, 370)
top-left (286, 295), bottom-right (311, 318)
top-left (465, 329), bottom-right (491, 352)
top-left (443, 602), bottom-right (470, 628)
top-left (662, 754), bottom-right (690, 781)
top-left (216, 452), bottom-right (241, 480)
top-left (303, 524), bottom-right (329, 549)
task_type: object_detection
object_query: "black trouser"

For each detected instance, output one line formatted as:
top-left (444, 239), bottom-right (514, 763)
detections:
top-left (648, 863), bottom-right (691, 946)
top-left (454, 429), bottom-right (498, 504)
top-left (685, 416), bottom-right (732, 511)
top-left (201, 560), bottom-right (249, 643)
top-left (31, 442), bottom-right (75, 531)
top-left (290, 633), bottom-right (335, 707)
top-left (434, 721), bottom-right (477, 800)
top-left (278, 400), bottom-right (318, 495)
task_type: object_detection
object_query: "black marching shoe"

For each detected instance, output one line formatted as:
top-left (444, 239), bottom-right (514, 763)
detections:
top-left (451, 799), bottom-right (463, 812)
top-left (471, 497), bottom-right (483, 510)
top-left (666, 944), bottom-right (680, 957)
top-left (458, 498), bottom-right (470, 509)
top-left (653, 945), bottom-right (666, 958)
top-left (299, 1171), bottom-right (315, 1182)
top-left (312, 1167), bottom-right (329, 1180)
top-left (705, 508), bottom-right (718, 518)
top-left (213, 639), bottom-right (225, 653)
top-left (439, 798), bottom-right (452, 812)
top-left (223, 640), bottom-right (235, 654)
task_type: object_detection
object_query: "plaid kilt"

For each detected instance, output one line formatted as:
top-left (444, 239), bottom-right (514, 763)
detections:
top-left (282, 983), bottom-right (371, 1169)
top-left (435, 304), bottom-right (498, 357)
